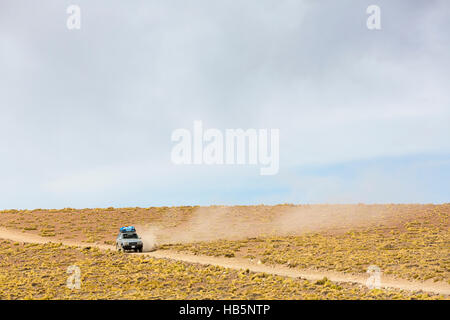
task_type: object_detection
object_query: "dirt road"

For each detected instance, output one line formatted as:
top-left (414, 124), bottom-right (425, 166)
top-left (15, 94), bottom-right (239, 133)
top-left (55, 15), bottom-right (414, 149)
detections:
top-left (0, 227), bottom-right (449, 296)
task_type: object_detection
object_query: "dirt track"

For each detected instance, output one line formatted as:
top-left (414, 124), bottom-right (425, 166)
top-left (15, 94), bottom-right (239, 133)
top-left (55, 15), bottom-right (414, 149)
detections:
top-left (0, 227), bottom-right (449, 296)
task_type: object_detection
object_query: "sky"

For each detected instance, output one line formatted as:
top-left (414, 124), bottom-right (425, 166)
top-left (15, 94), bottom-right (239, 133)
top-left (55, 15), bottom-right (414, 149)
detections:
top-left (0, 0), bottom-right (449, 209)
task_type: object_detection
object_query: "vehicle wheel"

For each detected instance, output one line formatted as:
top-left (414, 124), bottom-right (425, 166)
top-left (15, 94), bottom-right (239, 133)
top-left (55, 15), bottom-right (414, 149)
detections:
top-left (138, 248), bottom-right (143, 253)
top-left (116, 244), bottom-right (122, 252)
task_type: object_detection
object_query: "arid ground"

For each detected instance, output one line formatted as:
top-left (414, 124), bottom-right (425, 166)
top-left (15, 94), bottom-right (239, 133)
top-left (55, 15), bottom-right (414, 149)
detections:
top-left (0, 204), bottom-right (448, 299)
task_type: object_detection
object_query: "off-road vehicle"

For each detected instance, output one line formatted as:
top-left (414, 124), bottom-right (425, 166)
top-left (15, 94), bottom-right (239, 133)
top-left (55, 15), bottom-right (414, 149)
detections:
top-left (116, 226), bottom-right (143, 252)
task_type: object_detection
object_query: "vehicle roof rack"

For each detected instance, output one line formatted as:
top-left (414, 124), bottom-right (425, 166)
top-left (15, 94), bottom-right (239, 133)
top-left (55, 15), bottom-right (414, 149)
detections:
top-left (119, 226), bottom-right (136, 233)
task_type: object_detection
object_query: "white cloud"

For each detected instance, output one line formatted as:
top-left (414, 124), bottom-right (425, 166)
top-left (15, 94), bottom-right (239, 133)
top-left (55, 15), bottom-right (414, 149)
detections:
top-left (0, 0), bottom-right (449, 207)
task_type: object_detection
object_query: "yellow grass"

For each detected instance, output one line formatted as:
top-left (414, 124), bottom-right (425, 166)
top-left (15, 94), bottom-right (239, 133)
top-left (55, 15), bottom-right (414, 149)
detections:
top-left (0, 240), bottom-right (443, 300)
top-left (163, 206), bottom-right (450, 282)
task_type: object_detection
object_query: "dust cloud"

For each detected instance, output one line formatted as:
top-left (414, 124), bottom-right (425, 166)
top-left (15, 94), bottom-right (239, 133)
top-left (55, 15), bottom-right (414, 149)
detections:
top-left (137, 204), bottom-right (403, 251)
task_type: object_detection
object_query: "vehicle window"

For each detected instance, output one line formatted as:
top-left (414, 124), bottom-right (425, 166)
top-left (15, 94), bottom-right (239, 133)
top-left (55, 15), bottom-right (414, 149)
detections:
top-left (123, 233), bottom-right (138, 239)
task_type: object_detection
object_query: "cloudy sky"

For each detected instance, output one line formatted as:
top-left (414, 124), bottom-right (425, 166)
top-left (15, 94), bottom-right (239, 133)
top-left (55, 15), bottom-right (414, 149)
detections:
top-left (1, 0), bottom-right (449, 209)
